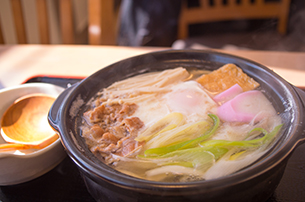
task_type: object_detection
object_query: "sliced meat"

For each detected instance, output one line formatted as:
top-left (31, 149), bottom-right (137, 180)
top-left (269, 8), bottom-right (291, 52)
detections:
top-left (123, 117), bottom-right (144, 136)
top-left (82, 102), bottom-right (145, 162)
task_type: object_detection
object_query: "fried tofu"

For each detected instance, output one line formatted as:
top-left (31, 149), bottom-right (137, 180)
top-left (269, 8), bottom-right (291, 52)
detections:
top-left (196, 64), bottom-right (260, 93)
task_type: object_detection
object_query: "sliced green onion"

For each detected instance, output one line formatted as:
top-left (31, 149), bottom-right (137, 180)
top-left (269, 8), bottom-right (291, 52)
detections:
top-left (135, 112), bottom-right (184, 142)
top-left (199, 124), bottom-right (283, 149)
top-left (140, 147), bottom-right (217, 170)
top-left (144, 114), bottom-right (219, 156)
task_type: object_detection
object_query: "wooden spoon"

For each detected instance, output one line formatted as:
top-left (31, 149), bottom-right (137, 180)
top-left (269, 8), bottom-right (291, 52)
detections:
top-left (0, 94), bottom-right (58, 152)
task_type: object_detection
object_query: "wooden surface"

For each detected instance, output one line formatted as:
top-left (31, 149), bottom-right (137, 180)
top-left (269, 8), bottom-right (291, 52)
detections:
top-left (1, 0), bottom-right (118, 45)
top-left (0, 45), bottom-right (305, 88)
top-left (0, 22), bottom-right (3, 44)
top-left (88, 0), bottom-right (118, 45)
top-left (1, 95), bottom-right (56, 144)
top-left (0, 45), bottom-right (305, 202)
top-left (59, 0), bottom-right (74, 44)
top-left (36, 0), bottom-right (50, 44)
top-left (11, 0), bottom-right (27, 44)
top-left (178, 0), bottom-right (291, 38)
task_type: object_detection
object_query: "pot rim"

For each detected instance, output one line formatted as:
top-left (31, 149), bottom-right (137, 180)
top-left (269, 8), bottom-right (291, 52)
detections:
top-left (54, 49), bottom-right (305, 192)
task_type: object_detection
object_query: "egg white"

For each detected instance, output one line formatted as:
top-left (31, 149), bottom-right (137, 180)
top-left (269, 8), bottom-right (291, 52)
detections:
top-left (165, 81), bottom-right (218, 122)
top-left (133, 81), bottom-right (218, 127)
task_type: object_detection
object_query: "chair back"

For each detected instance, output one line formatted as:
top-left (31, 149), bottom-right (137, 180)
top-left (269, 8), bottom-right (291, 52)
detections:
top-left (0, 0), bottom-right (118, 45)
top-left (178, 0), bottom-right (291, 39)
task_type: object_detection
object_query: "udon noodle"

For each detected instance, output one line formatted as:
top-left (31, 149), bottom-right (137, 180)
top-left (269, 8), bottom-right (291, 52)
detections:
top-left (81, 64), bottom-right (282, 182)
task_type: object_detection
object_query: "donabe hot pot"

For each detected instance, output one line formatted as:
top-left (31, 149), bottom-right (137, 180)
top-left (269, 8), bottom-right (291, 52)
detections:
top-left (48, 50), bottom-right (305, 202)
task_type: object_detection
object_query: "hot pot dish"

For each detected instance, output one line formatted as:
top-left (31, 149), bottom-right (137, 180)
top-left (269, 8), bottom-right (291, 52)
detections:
top-left (48, 50), bottom-right (305, 202)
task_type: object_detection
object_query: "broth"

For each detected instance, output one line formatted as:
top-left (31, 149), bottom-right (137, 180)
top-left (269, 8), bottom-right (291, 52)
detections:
top-left (80, 64), bottom-right (282, 182)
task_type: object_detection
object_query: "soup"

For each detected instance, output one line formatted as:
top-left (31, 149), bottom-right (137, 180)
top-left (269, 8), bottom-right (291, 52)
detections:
top-left (80, 64), bottom-right (282, 182)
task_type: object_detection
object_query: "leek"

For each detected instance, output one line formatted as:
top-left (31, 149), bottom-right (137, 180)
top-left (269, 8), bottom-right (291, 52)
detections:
top-left (139, 123), bottom-right (282, 171)
top-left (199, 124), bottom-right (282, 149)
top-left (137, 115), bottom-right (282, 176)
top-left (135, 112), bottom-right (184, 142)
top-left (140, 147), bottom-right (218, 171)
top-left (144, 114), bottom-right (220, 156)
top-left (145, 120), bottom-right (212, 149)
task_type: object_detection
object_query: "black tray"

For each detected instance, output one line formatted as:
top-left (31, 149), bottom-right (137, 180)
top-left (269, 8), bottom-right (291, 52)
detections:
top-left (0, 76), bottom-right (304, 202)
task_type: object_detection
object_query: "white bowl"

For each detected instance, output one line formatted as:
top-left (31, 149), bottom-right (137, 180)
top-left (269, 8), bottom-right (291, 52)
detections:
top-left (0, 83), bottom-right (66, 185)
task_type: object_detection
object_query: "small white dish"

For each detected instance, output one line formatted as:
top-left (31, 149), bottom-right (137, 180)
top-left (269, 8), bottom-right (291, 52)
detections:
top-left (0, 83), bottom-right (66, 185)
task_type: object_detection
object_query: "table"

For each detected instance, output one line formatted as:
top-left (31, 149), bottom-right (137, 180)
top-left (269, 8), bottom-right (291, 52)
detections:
top-left (0, 45), bottom-right (305, 201)
top-left (1, 45), bottom-right (305, 88)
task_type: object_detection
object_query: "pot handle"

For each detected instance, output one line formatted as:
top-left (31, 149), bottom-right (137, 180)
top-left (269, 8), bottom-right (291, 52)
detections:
top-left (292, 85), bottom-right (305, 143)
top-left (48, 84), bottom-right (77, 132)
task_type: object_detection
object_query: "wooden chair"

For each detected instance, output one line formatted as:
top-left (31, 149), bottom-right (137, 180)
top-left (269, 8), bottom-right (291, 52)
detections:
top-left (178, 0), bottom-right (291, 39)
top-left (88, 0), bottom-right (119, 45)
top-left (0, 0), bottom-right (118, 45)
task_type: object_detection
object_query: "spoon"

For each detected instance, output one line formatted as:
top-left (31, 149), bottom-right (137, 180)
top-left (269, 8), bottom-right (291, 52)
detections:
top-left (0, 94), bottom-right (58, 152)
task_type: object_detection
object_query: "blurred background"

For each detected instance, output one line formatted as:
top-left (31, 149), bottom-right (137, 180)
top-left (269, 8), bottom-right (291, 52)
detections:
top-left (0, 0), bottom-right (304, 51)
